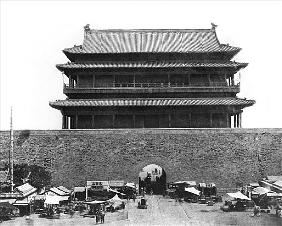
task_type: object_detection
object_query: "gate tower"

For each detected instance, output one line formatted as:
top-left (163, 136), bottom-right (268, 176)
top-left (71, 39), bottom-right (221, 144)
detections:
top-left (50, 24), bottom-right (255, 129)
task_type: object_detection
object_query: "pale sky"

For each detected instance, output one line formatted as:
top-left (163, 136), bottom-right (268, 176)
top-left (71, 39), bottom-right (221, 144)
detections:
top-left (1, 0), bottom-right (282, 130)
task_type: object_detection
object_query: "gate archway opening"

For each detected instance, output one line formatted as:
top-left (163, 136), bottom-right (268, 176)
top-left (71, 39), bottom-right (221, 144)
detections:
top-left (138, 164), bottom-right (166, 195)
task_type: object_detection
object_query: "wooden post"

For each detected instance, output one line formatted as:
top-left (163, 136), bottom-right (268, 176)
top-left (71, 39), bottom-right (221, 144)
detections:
top-left (233, 114), bottom-right (236, 128)
top-left (62, 116), bottom-right (66, 129)
top-left (239, 113), bottom-right (242, 128)
top-left (92, 115), bottom-right (95, 129)
top-left (75, 114), bottom-right (78, 129)
top-left (189, 113), bottom-right (192, 128)
top-left (210, 113), bottom-right (213, 128)
top-left (207, 74), bottom-right (211, 86)
top-left (66, 116), bottom-right (69, 129)
top-left (168, 73), bottom-right (170, 87)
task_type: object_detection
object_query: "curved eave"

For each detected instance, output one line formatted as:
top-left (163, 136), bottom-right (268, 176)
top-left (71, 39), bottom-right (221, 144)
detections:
top-left (56, 61), bottom-right (248, 73)
top-left (49, 98), bottom-right (255, 110)
top-left (63, 48), bottom-right (241, 55)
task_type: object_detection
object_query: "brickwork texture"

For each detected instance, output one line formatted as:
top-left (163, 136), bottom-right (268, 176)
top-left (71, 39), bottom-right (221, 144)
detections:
top-left (0, 129), bottom-right (282, 189)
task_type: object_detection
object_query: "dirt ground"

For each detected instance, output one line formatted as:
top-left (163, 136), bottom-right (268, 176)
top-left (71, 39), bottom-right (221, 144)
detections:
top-left (1, 195), bottom-right (282, 226)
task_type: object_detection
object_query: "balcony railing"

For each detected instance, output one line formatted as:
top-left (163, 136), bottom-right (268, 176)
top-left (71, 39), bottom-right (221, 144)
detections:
top-left (65, 82), bottom-right (239, 89)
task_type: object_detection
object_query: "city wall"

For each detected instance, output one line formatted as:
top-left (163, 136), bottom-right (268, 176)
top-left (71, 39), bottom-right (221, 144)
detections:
top-left (0, 129), bottom-right (282, 189)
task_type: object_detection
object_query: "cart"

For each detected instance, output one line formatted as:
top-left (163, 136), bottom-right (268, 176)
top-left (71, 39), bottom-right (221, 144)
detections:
top-left (138, 198), bottom-right (147, 209)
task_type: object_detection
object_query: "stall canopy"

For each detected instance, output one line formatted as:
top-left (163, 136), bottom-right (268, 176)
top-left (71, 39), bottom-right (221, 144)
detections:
top-left (273, 181), bottom-right (282, 188)
top-left (108, 188), bottom-right (126, 196)
top-left (0, 199), bottom-right (16, 204)
top-left (49, 187), bottom-right (69, 196)
top-left (74, 187), bottom-right (86, 193)
top-left (125, 183), bottom-right (135, 188)
top-left (185, 187), bottom-right (201, 196)
top-left (226, 191), bottom-right (251, 200)
top-left (267, 192), bottom-right (282, 197)
top-left (174, 181), bottom-right (197, 186)
top-left (44, 195), bottom-right (69, 205)
top-left (85, 200), bottom-right (107, 205)
top-left (252, 187), bottom-right (270, 195)
top-left (57, 186), bottom-right (71, 194)
top-left (108, 194), bottom-right (122, 202)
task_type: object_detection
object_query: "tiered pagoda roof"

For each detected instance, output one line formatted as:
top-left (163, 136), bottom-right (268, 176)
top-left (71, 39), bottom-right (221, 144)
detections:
top-left (64, 27), bottom-right (240, 54)
top-left (50, 24), bottom-right (255, 129)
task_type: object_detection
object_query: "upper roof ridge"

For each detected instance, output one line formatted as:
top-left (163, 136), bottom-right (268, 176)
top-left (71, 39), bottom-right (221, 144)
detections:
top-left (83, 23), bottom-right (217, 33)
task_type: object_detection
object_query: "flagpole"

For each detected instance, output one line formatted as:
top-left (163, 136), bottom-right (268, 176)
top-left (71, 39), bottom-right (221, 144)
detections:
top-left (10, 106), bottom-right (14, 192)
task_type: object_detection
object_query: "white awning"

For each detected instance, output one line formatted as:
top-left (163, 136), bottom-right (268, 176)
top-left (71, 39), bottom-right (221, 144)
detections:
top-left (252, 187), bottom-right (270, 195)
top-left (185, 187), bottom-right (201, 196)
top-left (0, 199), bottom-right (16, 204)
top-left (44, 195), bottom-right (69, 205)
top-left (267, 192), bottom-right (282, 197)
top-left (174, 181), bottom-right (197, 186)
top-left (125, 183), bottom-right (135, 188)
top-left (108, 188), bottom-right (126, 196)
top-left (85, 200), bottom-right (107, 205)
top-left (226, 191), bottom-right (251, 200)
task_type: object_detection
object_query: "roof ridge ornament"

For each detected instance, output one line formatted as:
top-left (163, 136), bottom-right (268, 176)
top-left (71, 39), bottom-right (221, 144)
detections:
top-left (211, 23), bottom-right (218, 30)
top-left (84, 24), bottom-right (91, 32)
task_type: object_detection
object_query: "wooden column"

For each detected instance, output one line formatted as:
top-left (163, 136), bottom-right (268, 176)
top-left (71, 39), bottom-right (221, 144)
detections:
top-left (112, 115), bottom-right (115, 128)
top-left (66, 116), bottom-right (69, 129)
top-left (237, 114), bottom-right (240, 128)
top-left (189, 113), bottom-right (192, 128)
top-left (239, 113), bottom-right (242, 128)
top-left (92, 115), bottom-right (95, 129)
top-left (75, 114), bottom-right (78, 129)
top-left (207, 74), bottom-right (211, 86)
top-left (188, 74), bottom-right (191, 85)
top-left (62, 116), bottom-right (66, 129)
top-left (168, 73), bottom-right (170, 87)
top-left (69, 75), bottom-right (72, 88)
top-left (231, 75), bottom-right (234, 86)
top-left (209, 113), bottom-right (213, 128)
top-left (233, 115), bottom-right (236, 128)
top-left (133, 114), bottom-right (136, 128)
top-left (77, 76), bottom-right (80, 87)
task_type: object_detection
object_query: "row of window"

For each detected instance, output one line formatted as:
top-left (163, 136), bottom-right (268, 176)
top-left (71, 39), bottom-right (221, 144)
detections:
top-left (64, 113), bottom-right (229, 129)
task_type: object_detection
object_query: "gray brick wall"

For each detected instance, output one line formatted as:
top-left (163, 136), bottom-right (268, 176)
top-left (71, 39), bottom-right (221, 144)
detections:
top-left (0, 129), bottom-right (281, 189)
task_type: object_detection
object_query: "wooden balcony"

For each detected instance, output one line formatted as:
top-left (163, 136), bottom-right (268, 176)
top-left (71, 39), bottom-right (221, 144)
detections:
top-left (63, 82), bottom-right (240, 94)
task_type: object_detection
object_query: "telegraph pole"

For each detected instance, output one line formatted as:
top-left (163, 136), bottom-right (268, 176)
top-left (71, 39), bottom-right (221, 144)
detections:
top-left (9, 107), bottom-right (14, 192)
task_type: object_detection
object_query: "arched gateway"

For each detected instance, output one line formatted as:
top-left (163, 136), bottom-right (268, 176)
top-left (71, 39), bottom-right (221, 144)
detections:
top-left (139, 164), bottom-right (166, 195)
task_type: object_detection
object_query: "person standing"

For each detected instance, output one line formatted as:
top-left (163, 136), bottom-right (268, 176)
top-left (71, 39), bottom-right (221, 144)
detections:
top-left (100, 209), bottom-right (105, 224)
top-left (95, 210), bottom-right (100, 224)
top-left (253, 205), bottom-right (261, 217)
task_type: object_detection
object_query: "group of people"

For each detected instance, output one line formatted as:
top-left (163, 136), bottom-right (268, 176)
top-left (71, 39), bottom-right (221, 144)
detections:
top-left (95, 209), bottom-right (105, 224)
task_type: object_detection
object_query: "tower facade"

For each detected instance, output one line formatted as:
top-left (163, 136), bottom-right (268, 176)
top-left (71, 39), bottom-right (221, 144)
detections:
top-left (50, 24), bottom-right (255, 129)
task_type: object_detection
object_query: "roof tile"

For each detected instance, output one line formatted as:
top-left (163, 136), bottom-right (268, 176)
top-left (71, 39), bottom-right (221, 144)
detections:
top-left (64, 29), bottom-right (240, 54)
top-left (50, 98), bottom-right (255, 109)
top-left (56, 61), bottom-right (247, 71)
